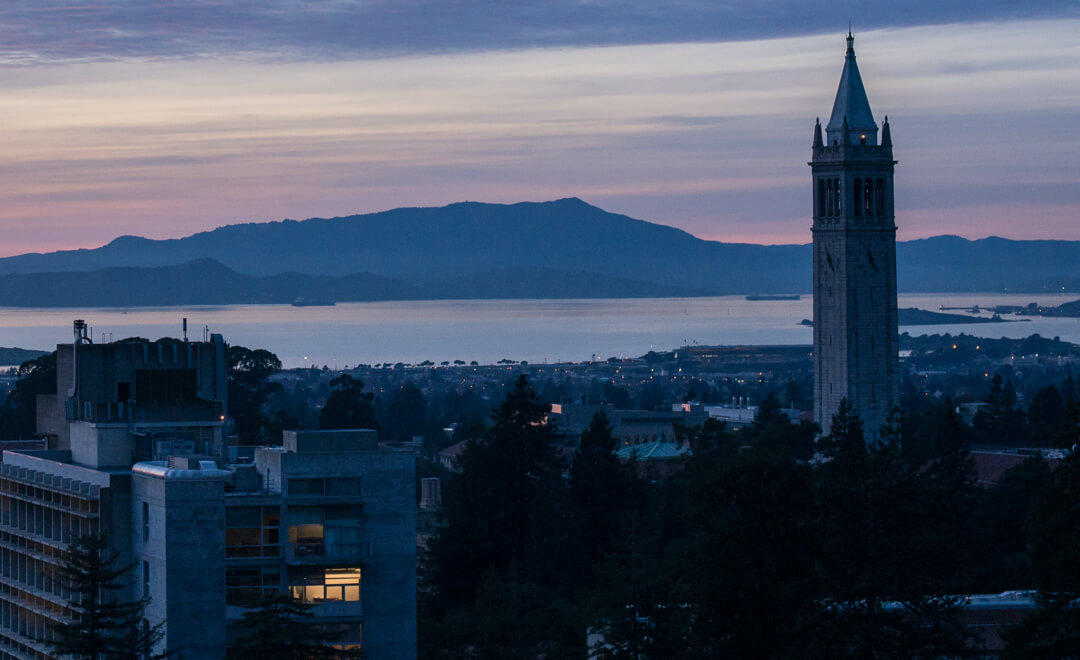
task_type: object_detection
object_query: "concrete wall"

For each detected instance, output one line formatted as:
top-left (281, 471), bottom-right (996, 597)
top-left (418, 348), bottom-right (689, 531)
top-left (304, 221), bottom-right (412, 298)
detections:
top-left (133, 471), bottom-right (227, 658)
top-left (283, 429), bottom-right (379, 454)
top-left (347, 451), bottom-right (417, 659)
top-left (69, 422), bottom-right (135, 469)
top-left (56, 339), bottom-right (226, 407)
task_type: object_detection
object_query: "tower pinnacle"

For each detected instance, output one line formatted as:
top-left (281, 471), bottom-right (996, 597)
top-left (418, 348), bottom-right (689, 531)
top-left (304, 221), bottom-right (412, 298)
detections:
top-left (826, 32), bottom-right (877, 146)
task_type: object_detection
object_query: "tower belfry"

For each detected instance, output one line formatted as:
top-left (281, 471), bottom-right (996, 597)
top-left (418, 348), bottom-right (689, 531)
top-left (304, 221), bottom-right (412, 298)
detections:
top-left (811, 33), bottom-right (898, 442)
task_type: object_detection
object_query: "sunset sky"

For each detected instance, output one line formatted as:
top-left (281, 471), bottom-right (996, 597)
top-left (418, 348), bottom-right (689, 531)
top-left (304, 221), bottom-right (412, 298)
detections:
top-left (0, 1), bottom-right (1077, 255)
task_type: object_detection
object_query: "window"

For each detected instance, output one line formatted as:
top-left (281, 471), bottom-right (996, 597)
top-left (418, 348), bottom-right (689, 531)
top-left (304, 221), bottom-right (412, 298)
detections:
top-left (876, 179), bottom-right (886, 216)
top-left (853, 178), bottom-right (862, 217)
top-left (864, 178), bottom-right (874, 217)
top-left (143, 561), bottom-right (150, 598)
top-left (142, 502), bottom-right (149, 542)
top-left (135, 368), bottom-right (197, 403)
top-left (326, 478), bottom-right (362, 497)
top-left (226, 506), bottom-right (280, 558)
top-left (289, 567), bottom-right (362, 603)
top-left (226, 566), bottom-right (280, 606)
top-left (289, 478), bottom-right (363, 497)
top-left (289, 479), bottom-right (324, 496)
top-left (288, 505), bottom-right (362, 557)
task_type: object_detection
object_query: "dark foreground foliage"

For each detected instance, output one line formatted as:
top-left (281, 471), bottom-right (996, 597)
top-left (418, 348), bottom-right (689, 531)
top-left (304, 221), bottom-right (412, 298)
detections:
top-left (420, 381), bottom-right (1078, 659)
top-left (50, 533), bottom-right (167, 660)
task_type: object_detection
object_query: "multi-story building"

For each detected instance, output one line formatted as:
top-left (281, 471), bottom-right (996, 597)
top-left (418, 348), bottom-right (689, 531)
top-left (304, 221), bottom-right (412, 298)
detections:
top-left (0, 323), bottom-right (416, 659)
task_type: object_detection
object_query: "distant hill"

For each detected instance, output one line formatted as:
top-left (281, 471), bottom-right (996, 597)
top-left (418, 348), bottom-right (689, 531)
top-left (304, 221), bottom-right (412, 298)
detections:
top-left (0, 199), bottom-right (808, 294)
top-left (0, 347), bottom-right (48, 367)
top-left (0, 198), bottom-right (1078, 301)
top-left (0, 259), bottom-right (702, 307)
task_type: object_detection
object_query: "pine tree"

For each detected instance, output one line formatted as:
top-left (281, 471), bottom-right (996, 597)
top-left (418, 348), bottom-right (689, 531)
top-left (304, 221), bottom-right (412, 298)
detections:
top-left (228, 595), bottom-right (361, 659)
top-left (432, 375), bottom-right (559, 609)
top-left (818, 398), bottom-right (866, 459)
top-left (49, 533), bottom-right (167, 660)
top-left (569, 411), bottom-right (633, 578)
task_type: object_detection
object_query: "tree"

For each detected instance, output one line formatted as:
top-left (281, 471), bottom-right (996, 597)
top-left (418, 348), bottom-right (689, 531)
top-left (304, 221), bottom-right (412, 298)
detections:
top-left (319, 374), bottom-right (378, 430)
top-left (228, 595), bottom-right (361, 659)
top-left (818, 398), bottom-right (866, 459)
top-left (0, 351), bottom-right (57, 439)
top-left (974, 375), bottom-right (1027, 446)
top-left (637, 381), bottom-right (665, 411)
top-left (423, 376), bottom-right (578, 657)
top-left (750, 393), bottom-right (816, 460)
top-left (382, 382), bottom-right (426, 441)
top-left (568, 411), bottom-right (634, 584)
top-left (1028, 384), bottom-right (1066, 446)
top-left (228, 346), bottom-right (283, 444)
top-left (1004, 452), bottom-right (1080, 657)
top-left (432, 375), bottom-right (559, 609)
top-left (49, 533), bottom-right (167, 660)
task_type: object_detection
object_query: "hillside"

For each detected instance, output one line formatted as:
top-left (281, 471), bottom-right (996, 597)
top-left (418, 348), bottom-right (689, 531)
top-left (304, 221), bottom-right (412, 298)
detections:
top-left (0, 199), bottom-right (1077, 299)
top-left (0, 259), bottom-right (702, 307)
top-left (0, 199), bottom-right (808, 293)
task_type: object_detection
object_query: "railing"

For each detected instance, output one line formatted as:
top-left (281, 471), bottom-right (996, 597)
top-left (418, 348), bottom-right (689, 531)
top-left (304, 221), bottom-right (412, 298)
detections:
top-left (287, 541), bottom-right (366, 562)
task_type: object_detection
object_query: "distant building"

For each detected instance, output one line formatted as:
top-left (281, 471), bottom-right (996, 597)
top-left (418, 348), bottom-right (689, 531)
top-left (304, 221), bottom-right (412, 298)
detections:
top-left (0, 323), bottom-right (416, 659)
top-left (812, 33), bottom-right (899, 442)
top-left (548, 403), bottom-right (707, 447)
top-left (435, 439), bottom-right (469, 472)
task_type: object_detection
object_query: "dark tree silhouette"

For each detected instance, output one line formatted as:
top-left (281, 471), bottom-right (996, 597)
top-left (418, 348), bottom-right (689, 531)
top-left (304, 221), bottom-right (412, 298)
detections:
top-left (228, 595), bottom-right (361, 659)
top-left (319, 374), bottom-right (378, 430)
top-left (227, 346), bottom-right (283, 444)
top-left (49, 533), bottom-right (167, 660)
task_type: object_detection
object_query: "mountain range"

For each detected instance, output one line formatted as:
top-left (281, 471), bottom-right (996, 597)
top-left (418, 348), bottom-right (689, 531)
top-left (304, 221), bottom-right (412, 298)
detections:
top-left (0, 198), bottom-right (1077, 306)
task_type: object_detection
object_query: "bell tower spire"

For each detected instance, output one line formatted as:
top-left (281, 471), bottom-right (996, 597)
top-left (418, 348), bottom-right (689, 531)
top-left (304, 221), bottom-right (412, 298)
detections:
top-left (826, 31), bottom-right (878, 147)
top-left (811, 35), bottom-right (899, 444)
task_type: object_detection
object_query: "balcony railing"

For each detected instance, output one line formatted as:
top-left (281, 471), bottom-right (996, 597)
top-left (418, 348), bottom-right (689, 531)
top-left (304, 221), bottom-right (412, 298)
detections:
top-left (287, 541), bottom-right (366, 563)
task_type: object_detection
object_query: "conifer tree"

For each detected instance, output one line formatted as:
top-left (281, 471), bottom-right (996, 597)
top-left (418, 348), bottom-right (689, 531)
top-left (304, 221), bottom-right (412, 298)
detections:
top-left (569, 411), bottom-right (633, 577)
top-left (228, 595), bottom-right (361, 659)
top-left (49, 533), bottom-right (167, 660)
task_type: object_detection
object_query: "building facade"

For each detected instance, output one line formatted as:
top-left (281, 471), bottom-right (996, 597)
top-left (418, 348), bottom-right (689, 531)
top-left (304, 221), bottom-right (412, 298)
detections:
top-left (812, 33), bottom-right (899, 441)
top-left (0, 325), bottom-right (416, 659)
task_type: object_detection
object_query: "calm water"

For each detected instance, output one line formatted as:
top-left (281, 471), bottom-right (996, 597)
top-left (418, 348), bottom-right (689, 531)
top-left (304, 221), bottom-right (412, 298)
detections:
top-left (1, 293), bottom-right (1078, 368)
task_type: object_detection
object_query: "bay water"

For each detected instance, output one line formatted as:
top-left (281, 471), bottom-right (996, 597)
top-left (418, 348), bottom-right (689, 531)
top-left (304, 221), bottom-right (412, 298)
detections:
top-left (0, 293), bottom-right (1078, 368)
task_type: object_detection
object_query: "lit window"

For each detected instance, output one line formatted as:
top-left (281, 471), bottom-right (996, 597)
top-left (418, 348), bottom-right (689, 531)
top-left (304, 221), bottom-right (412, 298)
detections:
top-left (290, 567), bottom-right (362, 603)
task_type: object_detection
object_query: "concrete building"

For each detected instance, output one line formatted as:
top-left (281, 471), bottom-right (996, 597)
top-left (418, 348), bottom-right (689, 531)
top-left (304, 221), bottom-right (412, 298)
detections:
top-left (0, 325), bottom-right (416, 659)
top-left (812, 33), bottom-right (899, 442)
top-left (548, 403), bottom-right (707, 447)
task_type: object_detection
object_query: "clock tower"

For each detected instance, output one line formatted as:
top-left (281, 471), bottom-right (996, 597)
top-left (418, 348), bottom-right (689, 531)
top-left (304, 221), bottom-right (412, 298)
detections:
top-left (812, 32), bottom-right (898, 442)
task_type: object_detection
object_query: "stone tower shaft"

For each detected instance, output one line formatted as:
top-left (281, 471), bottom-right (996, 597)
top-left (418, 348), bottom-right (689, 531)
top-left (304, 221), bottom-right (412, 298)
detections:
top-left (812, 34), bottom-right (899, 442)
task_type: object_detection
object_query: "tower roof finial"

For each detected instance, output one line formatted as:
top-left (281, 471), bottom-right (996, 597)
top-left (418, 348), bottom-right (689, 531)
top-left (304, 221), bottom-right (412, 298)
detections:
top-left (827, 29), bottom-right (876, 144)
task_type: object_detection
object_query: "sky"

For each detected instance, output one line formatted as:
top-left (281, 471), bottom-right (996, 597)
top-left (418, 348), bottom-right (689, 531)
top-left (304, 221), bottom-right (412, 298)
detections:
top-left (0, 1), bottom-right (1078, 255)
